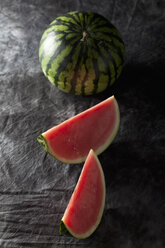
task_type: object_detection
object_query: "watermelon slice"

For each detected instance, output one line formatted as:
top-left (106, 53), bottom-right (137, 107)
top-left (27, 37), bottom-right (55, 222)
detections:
top-left (60, 149), bottom-right (106, 239)
top-left (37, 95), bottom-right (120, 163)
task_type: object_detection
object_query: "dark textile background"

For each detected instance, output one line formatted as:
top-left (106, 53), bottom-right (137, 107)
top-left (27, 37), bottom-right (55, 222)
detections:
top-left (0, 0), bottom-right (165, 247)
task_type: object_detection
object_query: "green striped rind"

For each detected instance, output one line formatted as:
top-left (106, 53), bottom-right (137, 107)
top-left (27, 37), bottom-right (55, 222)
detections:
top-left (39, 11), bottom-right (125, 95)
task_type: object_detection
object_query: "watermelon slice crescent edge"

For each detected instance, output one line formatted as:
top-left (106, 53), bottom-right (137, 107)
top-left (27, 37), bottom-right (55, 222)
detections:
top-left (60, 149), bottom-right (106, 239)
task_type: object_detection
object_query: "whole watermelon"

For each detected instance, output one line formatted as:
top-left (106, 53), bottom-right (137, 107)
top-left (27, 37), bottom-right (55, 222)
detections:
top-left (39, 11), bottom-right (125, 95)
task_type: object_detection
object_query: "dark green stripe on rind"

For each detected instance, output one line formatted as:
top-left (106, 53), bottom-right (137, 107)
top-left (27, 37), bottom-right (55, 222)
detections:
top-left (69, 42), bottom-right (83, 94)
top-left (87, 13), bottom-right (103, 28)
top-left (53, 40), bottom-right (81, 88)
top-left (85, 12), bottom-right (95, 27)
top-left (51, 20), bottom-right (79, 33)
top-left (74, 12), bottom-right (82, 27)
top-left (72, 42), bottom-right (89, 95)
top-left (63, 13), bottom-right (82, 27)
top-left (39, 32), bottom-right (66, 62)
top-left (95, 40), bottom-right (118, 84)
top-left (42, 35), bottom-right (80, 80)
top-left (40, 30), bottom-right (65, 47)
top-left (99, 31), bottom-right (125, 59)
top-left (100, 40), bottom-right (124, 79)
top-left (80, 45), bottom-right (89, 95)
top-left (91, 58), bottom-right (100, 94)
top-left (93, 29), bottom-right (124, 48)
top-left (39, 32), bottom-right (79, 63)
top-left (91, 41), bottom-right (110, 94)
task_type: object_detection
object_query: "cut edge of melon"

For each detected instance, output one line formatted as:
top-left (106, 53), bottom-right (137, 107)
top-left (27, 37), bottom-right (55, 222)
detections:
top-left (94, 96), bottom-right (120, 157)
top-left (37, 96), bottom-right (120, 164)
top-left (60, 149), bottom-right (106, 239)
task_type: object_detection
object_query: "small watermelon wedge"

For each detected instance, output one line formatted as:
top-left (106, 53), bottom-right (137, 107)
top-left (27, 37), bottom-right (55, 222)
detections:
top-left (37, 95), bottom-right (120, 163)
top-left (60, 149), bottom-right (106, 239)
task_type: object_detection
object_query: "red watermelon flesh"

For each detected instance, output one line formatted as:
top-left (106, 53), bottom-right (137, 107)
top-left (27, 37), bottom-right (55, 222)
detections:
top-left (60, 149), bottom-right (106, 239)
top-left (37, 95), bottom-right (120, 163)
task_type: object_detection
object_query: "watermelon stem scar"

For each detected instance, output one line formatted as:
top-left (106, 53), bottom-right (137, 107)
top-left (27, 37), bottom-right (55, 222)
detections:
top-left (80, 31), bottom-right (88, 41)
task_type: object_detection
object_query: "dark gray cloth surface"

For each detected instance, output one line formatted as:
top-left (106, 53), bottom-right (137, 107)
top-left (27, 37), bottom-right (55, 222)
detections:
top-left (0, 0), bottom-right (165, 247)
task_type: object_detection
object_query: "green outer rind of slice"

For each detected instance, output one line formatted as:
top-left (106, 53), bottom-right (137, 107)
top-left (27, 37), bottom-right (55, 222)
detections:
top-left (37, 96), bottom-right (120, 164)
top-left (37, 134), bottom-right (53, 156)
top-left (60, 220), bottom-right (68, 235)
top-left (60, 150), bottom-right (106, 239)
